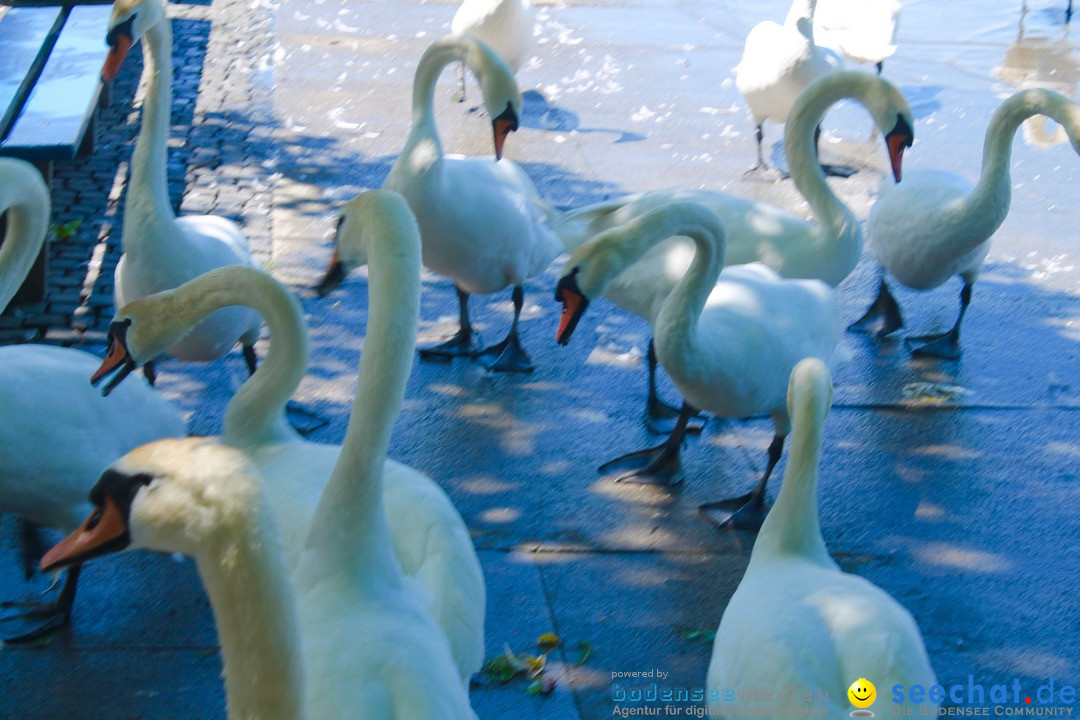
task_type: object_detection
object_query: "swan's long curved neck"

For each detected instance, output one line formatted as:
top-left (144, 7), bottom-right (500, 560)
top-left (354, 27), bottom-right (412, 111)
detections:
top-left (785, 77), bottom-right (862, 269)
top-left (303, 199), bottom-right (421, 587)
top-left (965, 90), bottom-right (1078, 245)
top-left (195, 507), bottom-right (306, 720)
top-left (402, 41), bottom-right (472, 163)
top-left (588, 206), bottom-right (726, 368)
top-left (652, 215), bottom-right (726, 368)
top-left (125, 18), bottom-right (177, 242)
top-left (750, 399), bottom-right (833, 569)
top-left (0, 164), bottom-right (50, 313)
top-left (159, 268), bottom-right (306, 448)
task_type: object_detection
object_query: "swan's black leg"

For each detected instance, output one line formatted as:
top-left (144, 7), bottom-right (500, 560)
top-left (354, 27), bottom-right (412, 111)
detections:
top-left (474, 286), bottom-right (535, 373)
top-left (699, 434), bottom-right (785, 531)
top-left (420, 286), bottom-right (483, 361)
top-left (815, 124), bottom-right (858, 178)
top-left (645, 338), bottom-right (703, 435)
top-left (0, 565), bottom-right (81, 643)
top-left (743, 125), bottom-right (788, 180)
top-left (848, 276), bottom-right (904, 337)
top-left (143, 359), bottom-right (157, 386)
top-left (599, 402), bottom-right (698, 486)
top-left (875, 61), bottom-right (884, 76)
top-left (906, 282), bottom-right (972, 360)
top-left (456, 61), bottom-right (467, 103)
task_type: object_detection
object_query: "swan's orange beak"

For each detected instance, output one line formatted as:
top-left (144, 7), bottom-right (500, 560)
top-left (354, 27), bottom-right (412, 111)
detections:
top-left (41, 497), bottom-right (130, 573)
top-left (492, 103), bottom-right (519, 161)
top-left (92, 319), bottom-right (137, 396)
top-left (884, 114), bottom-right (914, 183)
top-left (555, 270), bottom-right (589, 346)
top-left (101, 34), bottom-right (132, 83)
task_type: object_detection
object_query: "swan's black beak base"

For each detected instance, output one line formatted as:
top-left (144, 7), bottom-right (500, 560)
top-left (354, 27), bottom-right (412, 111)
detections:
top-left (102, 16), bottom-right (136, 82)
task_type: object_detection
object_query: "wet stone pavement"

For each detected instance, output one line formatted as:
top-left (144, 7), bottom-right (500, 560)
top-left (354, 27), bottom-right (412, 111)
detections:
top-left (1, 0), bottom-right (1079, 718)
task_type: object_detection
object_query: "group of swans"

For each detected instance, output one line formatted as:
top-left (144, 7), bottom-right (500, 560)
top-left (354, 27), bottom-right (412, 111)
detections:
top-left (552, 71), bottom-right (911, 527)
top-left (90, 196), bottom-right (485, 685)
top-left (0, 158), bottom-right (184, 642)
top-left (735, 0), bottom-right (901, 176)
top-left (52, 190), bottom-right (481, 717)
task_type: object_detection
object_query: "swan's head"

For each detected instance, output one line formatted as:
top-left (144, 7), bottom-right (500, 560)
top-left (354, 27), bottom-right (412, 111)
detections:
top-left (41, 438), bottom-right (263, 570)
top-left (861, 76), bottom-right (915, 182)
top-left (458, 36), bottom-right (522, 160)
top-left (316, 190), bottom-right (420, 296)
top-left (91, 292), bottom-right (188, 395)
top-left (787, 357), bottom-right (833, 432)
top-left (92, 266), bottom-right (268, 395)
top-left (101, 0), bottom-right (165, 82)
top-left (555, 201), bottom-right (723, 345)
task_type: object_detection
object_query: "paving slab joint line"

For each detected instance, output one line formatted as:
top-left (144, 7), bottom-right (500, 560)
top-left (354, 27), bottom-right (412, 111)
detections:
top-left (531, 557), bottom-right (588, 720)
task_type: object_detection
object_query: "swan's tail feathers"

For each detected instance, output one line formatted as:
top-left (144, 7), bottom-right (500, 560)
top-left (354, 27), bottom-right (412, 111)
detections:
top-left (551, 195), bottom-right (642, 252)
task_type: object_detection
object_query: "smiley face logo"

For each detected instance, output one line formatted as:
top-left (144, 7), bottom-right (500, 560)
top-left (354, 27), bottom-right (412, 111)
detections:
top-left (848, 678), bottom-right (877, 711)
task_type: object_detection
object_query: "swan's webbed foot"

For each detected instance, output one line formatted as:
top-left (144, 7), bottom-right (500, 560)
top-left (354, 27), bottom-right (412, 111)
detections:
top-left (820, 163), bottom-right (858, 178)
top-left (699, 492), bottom-right (769, 531)
top-left (599, 441), bottom-right (684, 486)
top-left (700, 434), bottom-right (783, 531)
top-left (420, 286), bottom-right (480, 362)
top-left (905, 329), bottom-right (961, 360)
top-left (742, 162), bottom-right (789, 181)
top-left (419, 328), bottom-right (484, 362)
top-left (473, 286), bottom-right (534, 373)
top-left (473, 330), bottom-right (534, 373)
top-left (848, 278), bottom-right (904, 337)
top-left (0, 567), bottom-right (79, 643)
top-left (285, 400), bottom-right (329, 436)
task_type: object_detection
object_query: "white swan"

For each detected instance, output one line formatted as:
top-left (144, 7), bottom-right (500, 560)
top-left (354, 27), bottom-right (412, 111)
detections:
top-left (851, 88), bottom-right (1080, 358)
top-left (450, 0), bottom-right (534, 102)
top-left (555, 201), bottom-right (842, 530)
top-left (735, 0), bottom-right (846, 176)
top-left (814, 0), bottom-right (901, 74)
top-left (554, 71), bottom-right (912, 425)
top-left (384, 35), bottom-right (562, 373)
top-left (0, 157), bottom-right (184, 642)
top-left (706, 358), bottom-right (937, 716)
top-left (42, 439), bottom-right (475, 718)
top-left (91, 194), bottom-right (484, 685)
top-left (102, 0), bottom-right (262, 383)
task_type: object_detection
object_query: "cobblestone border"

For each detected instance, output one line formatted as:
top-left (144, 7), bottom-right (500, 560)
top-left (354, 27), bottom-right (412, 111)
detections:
top-left (0, 0), bottom-right (277, 349)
